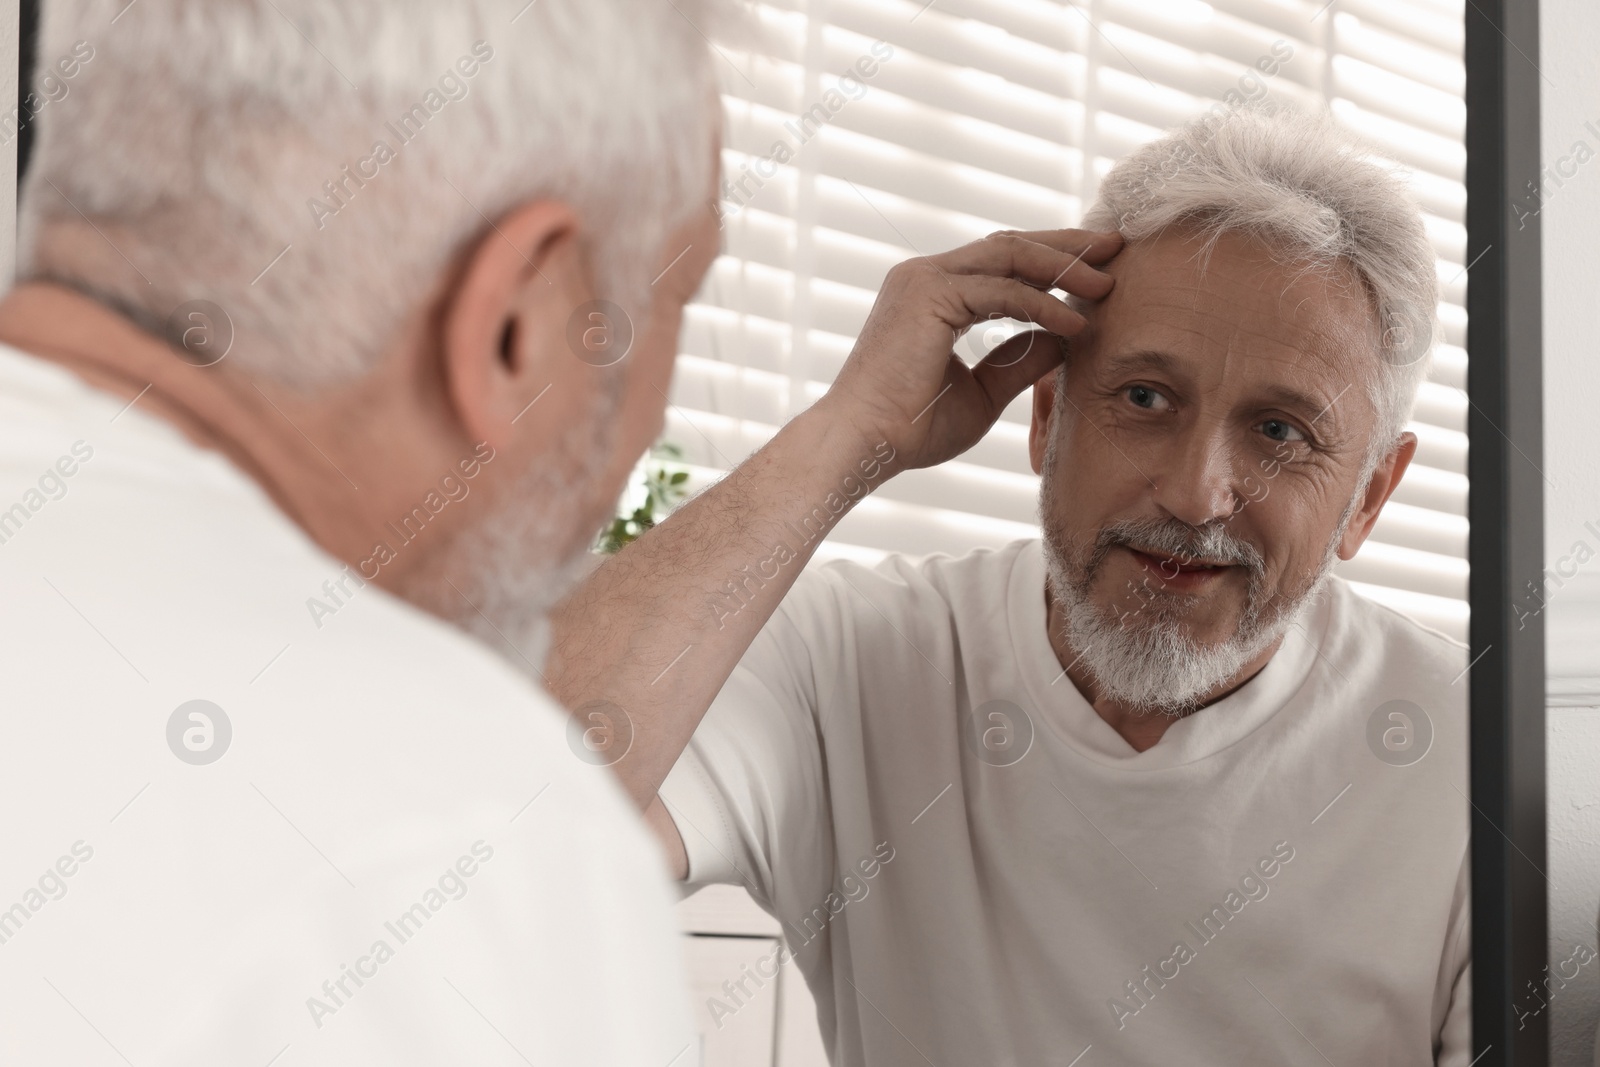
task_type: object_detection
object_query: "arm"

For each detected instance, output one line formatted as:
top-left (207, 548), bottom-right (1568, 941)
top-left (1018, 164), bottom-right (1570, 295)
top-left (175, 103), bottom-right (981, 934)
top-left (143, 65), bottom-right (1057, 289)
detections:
top-left (546, 229), bottom-right (1124, 875)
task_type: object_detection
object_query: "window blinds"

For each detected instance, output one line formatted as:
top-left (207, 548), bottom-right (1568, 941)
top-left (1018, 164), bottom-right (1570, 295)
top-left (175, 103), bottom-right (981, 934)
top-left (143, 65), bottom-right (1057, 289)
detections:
top-left (660, 0), bottom-right (1468, 640)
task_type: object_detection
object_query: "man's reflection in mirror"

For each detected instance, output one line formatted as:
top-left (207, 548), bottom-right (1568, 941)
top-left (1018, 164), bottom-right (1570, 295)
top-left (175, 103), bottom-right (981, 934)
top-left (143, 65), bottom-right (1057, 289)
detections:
top-left (552, 105), bottom-right (1471, 1066)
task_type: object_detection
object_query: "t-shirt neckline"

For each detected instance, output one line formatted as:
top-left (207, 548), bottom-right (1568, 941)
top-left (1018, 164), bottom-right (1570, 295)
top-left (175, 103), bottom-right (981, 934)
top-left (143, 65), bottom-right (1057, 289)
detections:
top-left (1009, 538), bottom-right (1328, 771)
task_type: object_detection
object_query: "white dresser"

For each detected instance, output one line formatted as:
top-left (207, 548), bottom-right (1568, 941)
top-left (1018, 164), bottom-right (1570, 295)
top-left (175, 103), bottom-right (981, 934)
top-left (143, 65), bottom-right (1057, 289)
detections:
top-left (676, 885), bottom-right (829, 1067)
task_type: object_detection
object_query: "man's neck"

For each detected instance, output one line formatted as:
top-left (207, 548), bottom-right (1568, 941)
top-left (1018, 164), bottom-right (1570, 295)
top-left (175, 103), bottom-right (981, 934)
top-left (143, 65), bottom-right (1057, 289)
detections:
top-left (1043, 580), bottom-right (1281, 753)
top-left (0, 281), bottom-right (448, 585)
top-left (0, 283), bottom-right (297, 505)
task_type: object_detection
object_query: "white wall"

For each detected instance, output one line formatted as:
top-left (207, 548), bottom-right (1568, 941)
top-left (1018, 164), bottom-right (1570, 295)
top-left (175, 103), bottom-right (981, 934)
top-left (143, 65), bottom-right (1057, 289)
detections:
top-left (1541, 0), bottom-right (1600, 1061)
top-left (1551, 715), bottom-right (1600, 1064)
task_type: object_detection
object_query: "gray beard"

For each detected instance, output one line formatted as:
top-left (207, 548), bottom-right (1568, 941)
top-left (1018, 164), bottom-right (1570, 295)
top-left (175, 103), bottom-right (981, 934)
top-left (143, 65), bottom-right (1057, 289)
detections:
top-left (397, 389), bottom-right (618, 685)
top-left (1038, 431), bottom-right (1354, 717)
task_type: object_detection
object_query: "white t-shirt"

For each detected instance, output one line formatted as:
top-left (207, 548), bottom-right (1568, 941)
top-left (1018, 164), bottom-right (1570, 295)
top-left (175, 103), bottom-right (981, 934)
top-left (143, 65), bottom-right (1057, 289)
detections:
top-left (0, 345), bottom-right (695, 1066)
top-left (661, 537), bottom-right (1471, 1066)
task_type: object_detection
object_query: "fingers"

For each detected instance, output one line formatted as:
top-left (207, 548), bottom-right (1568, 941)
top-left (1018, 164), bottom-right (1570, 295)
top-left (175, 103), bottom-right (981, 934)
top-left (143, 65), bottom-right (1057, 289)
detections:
top-left (969, 329), bottom-right (1066, 419)
top-left (931, 229), bottom-right (1123, 299)
top-left (950, 274), bottom-right (1087, 339)
top-left (1001, 228), bottom-right (1125, 263)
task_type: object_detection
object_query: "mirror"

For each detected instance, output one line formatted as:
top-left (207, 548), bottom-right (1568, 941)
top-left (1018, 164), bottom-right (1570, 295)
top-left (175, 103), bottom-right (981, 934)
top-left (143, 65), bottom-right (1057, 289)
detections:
top-left (643, 2), bottom-right (1512, 1065)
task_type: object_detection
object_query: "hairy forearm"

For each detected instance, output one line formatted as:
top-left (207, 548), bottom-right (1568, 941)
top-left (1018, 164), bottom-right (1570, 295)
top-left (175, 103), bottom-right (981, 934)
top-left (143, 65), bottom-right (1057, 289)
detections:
top-left (549, 229), bottom-right (1120, 811)
top-left (545, 401), bottom-right (896, 809)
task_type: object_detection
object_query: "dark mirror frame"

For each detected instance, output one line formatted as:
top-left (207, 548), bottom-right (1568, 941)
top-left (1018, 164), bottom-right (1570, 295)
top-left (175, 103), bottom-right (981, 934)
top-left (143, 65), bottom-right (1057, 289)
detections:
top-left (1467, 1), bottom-right (1547, 1064)
top-left (16, 0), bottom-right (35, 182)
top-left (12, 0), bottom-right (1548, 1062)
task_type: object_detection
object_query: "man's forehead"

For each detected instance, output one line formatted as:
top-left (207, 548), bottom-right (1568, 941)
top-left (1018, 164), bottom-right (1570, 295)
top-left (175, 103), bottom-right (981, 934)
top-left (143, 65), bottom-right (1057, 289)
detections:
top-left (1091, 228), bottom-right (1380, 377)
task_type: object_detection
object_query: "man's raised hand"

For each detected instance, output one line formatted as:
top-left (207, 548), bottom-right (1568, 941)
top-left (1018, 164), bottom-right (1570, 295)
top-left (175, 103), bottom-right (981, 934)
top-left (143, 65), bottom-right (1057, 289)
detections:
top-left (818, 228), bottom-right (1123, 470)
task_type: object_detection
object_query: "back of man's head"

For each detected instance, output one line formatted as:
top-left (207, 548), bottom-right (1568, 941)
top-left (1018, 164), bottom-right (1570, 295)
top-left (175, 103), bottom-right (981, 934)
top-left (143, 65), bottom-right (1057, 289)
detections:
top-left (5, 0), bottom-right (738, 670)
top-left (19, 0), bottom-right (727, 386)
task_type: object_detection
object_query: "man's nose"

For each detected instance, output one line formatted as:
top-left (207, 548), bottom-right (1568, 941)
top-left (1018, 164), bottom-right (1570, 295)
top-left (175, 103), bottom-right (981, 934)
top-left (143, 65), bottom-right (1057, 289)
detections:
top-left (1149, 430), bottom-right (1241, 528)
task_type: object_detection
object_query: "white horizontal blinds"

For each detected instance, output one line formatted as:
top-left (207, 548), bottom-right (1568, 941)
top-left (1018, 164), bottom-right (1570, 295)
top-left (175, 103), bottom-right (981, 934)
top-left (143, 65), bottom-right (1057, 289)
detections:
top-left (1298, 0), bottom-right (1470, 639)
top-left (667, 0), bottom-right (1469, 639)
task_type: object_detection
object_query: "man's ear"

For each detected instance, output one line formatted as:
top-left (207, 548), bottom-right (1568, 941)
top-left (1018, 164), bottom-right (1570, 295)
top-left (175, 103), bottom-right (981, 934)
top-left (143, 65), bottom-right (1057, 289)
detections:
top-left (1338, 431), bottom-right (1418, 560)
top-left (441, 199), bottom-right (591, 454)
top-left (1028, 366), bottom-right (1059, 476)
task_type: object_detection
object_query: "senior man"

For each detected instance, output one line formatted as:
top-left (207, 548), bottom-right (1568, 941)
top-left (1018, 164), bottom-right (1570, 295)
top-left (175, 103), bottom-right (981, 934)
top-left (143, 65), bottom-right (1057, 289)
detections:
top-left (550, 105), bottom-right (1470, 1065)
top-left (0, 1), bottom-right (731, 1063)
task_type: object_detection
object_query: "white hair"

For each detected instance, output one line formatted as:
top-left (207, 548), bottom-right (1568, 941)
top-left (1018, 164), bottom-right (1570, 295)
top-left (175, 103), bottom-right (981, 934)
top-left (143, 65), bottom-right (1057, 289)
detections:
top-left (18, 0), bottom-right (733, 386)
top-left (1072, 103), bottom-right (1440, 459)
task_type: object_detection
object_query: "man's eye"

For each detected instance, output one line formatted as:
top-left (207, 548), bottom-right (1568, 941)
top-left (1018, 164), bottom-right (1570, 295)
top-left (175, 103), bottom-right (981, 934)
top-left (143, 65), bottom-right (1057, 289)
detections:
top-left (1259, 419), bottom-right (1306, 443)
top-left (1126, 385), bottom-right (1169, 410)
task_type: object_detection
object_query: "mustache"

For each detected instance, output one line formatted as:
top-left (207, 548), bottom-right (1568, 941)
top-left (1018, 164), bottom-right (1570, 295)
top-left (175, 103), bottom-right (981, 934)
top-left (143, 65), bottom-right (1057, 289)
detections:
top-left (1087, 517), bottom-right (1265, 579)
